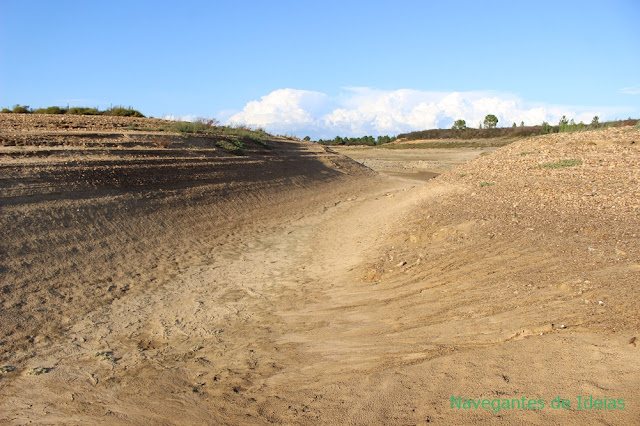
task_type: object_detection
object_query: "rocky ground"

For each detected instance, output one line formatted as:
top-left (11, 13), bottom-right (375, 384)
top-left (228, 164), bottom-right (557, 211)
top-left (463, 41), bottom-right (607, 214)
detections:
top-left (0, 112), bottom-right (168, 132)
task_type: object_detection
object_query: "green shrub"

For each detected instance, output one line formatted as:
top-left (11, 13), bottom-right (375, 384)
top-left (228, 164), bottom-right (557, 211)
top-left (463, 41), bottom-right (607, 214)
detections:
top-left (230, 138), bottom-right (244, 149)
top-left (162, 118), bottom-right (222, 134)
top-left (541, 121), bottom-right (555, 134)
top-left (103, 106), bottom-right (145, 117)
top-left (216, 140), bottom-right (244, 155)
top-left (169, 121), bottom-right (208, 133)
top-left (12, 104), bottom-right (31, 114)
top-left (218, 126), bottom-right (271, 145)
top-left (3, 104), bottom-right (150, 116)
top-left (1, 108), bottom-right (11, 113)
top-left (159, 120), bottom-right (271, 149)
top-left (68, 107), bottom-right (100, 115)
top-left (483, 114), bottom-right (498, 129)
top-left (33, 106), bottom-right (67, 114)
top-left (452, 119), bottom-right (467, 130)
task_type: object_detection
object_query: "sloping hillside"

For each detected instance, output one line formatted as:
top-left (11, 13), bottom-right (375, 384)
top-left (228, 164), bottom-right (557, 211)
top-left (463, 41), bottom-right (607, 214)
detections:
top-left (0, 114), bottom-right (377, 360)
top-left (1, 122), bottom-right (638, 424)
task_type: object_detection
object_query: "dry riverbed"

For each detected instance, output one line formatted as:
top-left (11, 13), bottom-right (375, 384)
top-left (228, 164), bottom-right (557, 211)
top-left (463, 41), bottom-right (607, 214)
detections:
top-left (1, 116), bottom-right (639, 424)
top-left (333, 145), bottom-right (498, 180)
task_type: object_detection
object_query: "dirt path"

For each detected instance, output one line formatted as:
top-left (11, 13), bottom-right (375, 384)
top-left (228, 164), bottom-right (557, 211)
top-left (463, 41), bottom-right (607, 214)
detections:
top-left (0, 172), bottom-right (416, 423)
top-left (3, 169), bottom-right (638, 424)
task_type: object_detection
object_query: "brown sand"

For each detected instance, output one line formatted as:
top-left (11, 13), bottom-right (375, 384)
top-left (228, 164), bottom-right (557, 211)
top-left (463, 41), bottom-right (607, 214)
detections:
top-left (1, 115), bottom-right (639, 424)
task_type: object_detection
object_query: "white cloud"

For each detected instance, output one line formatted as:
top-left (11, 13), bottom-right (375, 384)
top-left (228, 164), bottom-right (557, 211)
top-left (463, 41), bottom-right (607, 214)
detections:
top-left (163, 114), bottom-right (200, 122)
top-left (226, 87), bottom-right (620, 139)
top-left (620, 86), bottom-right (640, 95)
top-left (227, 89), bottom-right (328, 135)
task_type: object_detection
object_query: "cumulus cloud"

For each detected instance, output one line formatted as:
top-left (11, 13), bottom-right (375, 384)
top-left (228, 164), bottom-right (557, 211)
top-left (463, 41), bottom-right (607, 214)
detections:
top-left (226, 87), bottom-right (614, 139)
top-left (227, 89), bottom-right (329, 135)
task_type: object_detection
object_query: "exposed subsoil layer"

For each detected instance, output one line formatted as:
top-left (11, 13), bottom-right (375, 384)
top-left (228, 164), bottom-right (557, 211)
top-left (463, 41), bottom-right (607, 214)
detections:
top-left (1, 115), bottom-right (639, 424)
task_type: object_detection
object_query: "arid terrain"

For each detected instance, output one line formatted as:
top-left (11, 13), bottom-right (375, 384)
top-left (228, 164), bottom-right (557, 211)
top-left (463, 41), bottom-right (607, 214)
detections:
top-left (1, 114), bottom-right (639, 424)
top-left (332, 145), bottom-right (500, 181)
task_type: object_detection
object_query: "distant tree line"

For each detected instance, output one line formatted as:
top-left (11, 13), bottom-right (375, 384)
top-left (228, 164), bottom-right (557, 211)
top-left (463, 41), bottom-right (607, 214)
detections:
top-left (1, 104), bottom-right (145, 117)
top-left (316, 135), bottom-right (397, 146)
top-left (399, 115), bottom-right (639, 141)
top-left (533, 115), bottom-right (639, 135)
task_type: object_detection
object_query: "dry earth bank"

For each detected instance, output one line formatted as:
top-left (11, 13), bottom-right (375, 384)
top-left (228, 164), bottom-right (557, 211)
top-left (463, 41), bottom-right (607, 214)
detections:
top-left (1, 116), bottom-right (639, 424)
top-left (0, 114), bottom-right (377, 362)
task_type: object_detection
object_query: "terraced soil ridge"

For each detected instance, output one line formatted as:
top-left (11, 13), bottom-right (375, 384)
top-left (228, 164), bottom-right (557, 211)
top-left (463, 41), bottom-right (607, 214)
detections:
top-left (0, 115), bottom-right (377, 360)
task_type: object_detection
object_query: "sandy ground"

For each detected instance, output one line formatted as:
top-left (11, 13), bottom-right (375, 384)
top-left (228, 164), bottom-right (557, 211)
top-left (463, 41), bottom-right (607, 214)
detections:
top-left (1, 117), bottom-right (639, 424)
top-left (332, 146), bottom-right (498, 181)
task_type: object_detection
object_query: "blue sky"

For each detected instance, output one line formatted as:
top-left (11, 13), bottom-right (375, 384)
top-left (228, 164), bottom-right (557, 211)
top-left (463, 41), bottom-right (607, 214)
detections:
top-left (1, 0), bottom-right (638, 138)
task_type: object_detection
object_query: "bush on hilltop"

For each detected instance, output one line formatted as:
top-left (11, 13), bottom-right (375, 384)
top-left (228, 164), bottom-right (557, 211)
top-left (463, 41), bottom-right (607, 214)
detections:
top-left (33, 106), bottom-right (67, 114)
top-left (0, 104), bottom-right (144, 117)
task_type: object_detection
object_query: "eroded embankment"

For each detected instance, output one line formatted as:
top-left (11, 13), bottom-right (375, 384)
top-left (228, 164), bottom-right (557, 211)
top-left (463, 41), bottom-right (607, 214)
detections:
top-left (0, 130), bottom-right (377, 361)
top-left (2, 123), bottom-right (639, 424)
